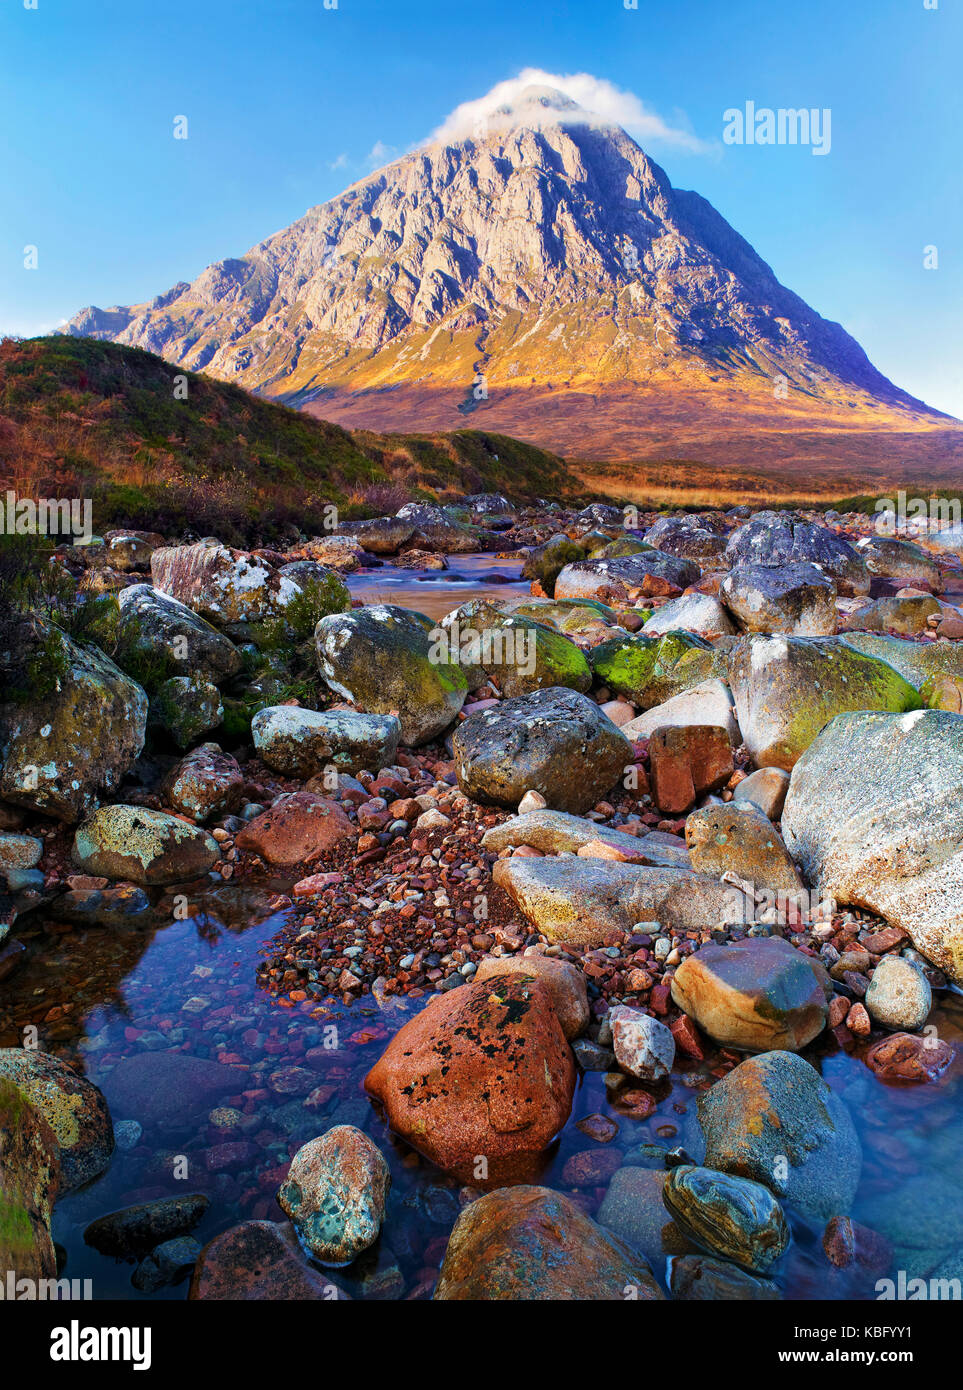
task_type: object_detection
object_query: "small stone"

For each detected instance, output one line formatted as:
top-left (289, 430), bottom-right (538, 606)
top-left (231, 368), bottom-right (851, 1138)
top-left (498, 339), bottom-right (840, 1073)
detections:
top-left (609, 1005), bottom-right (675, 1082)
top-left (864, 955), bottom-right (932, 1031)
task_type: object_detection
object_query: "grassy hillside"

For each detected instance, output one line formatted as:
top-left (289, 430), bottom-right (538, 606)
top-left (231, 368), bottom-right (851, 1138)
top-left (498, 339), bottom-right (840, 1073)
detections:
top-left (0, 336), bottom-right (577, 544)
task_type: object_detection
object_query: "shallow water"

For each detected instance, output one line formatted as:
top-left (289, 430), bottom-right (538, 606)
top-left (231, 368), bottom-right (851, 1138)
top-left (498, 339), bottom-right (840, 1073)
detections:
top-left (3, 886), bottom-right (962, 1300)
top-left (345, 553), bottom-right (529, 619)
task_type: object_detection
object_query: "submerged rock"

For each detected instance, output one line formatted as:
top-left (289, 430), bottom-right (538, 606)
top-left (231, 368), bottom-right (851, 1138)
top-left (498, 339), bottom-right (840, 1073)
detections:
top-left (278, 1126), bottom-right (389, 1266)
top-left (435, 1186), bottom-right (663, 1300)
top-left (83, 1194), bottom-right (210, 1256)
top-left (669, 1254), bottom-right (782, 1300)
top-left (190, 1220), bottom-right (349, 1300)
top-left (364, 974), bottom-right (574, 1186)
top-left (663, 1164), bottom-right (790, 1273)
top-left (697, 1051), bottom-right (861, 1221)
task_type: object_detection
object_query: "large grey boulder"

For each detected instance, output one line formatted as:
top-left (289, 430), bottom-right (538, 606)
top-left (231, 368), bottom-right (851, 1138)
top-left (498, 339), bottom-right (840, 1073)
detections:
top-left (720, 563), bottom-right (837, 636)
top-left (453, 687), bottom-right (631, 813)
top-left (315, 605), bottom-right (467, 746)
top-left (0, 629), bottom-right (148, 823)
top-left (554, 552), bottom-right (701, 603)
top-left (151, 539), bottom-right (301, 627)
top-left (782, 709), bottom-right (963, 983)
top-left (725, 516), bottom-right (870, 594)
top-left (492, 855), bottom-right (746, 946)
top-left (727, 635), bottom-right (921, 770)
top-left (853, 535), bottom-right (945, 593)
top-left (118, 584), bottom-right (241, 681)
top-left (251, 706), bottom-right (401, 777)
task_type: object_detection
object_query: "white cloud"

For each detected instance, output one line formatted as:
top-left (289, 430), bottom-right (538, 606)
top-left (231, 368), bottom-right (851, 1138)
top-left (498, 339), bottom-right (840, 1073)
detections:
top-left (364, 140), bottom-right (399, 170)
top-left (428, 68), bottom-right (708, 152)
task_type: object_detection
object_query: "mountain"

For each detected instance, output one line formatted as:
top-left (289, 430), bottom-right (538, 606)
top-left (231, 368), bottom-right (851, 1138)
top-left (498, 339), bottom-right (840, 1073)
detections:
top-left (0, 335), bottom-right (577, 544)
top-left (65, 85), bottom-right (962, 493)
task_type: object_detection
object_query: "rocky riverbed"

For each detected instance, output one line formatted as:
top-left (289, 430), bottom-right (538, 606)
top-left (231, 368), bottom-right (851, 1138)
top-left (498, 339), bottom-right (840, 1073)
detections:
top-left (2, 495), bottom-right (963, 1301)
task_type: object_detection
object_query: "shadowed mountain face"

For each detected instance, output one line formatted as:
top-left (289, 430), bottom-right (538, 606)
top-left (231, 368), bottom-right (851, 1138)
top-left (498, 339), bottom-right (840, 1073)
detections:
top-left (65, 86), bottom-right (959, 479)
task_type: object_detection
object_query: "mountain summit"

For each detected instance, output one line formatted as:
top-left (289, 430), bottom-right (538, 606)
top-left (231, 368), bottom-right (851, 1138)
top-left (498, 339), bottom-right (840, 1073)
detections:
top-left (65, 85), bottom-right (958, 485)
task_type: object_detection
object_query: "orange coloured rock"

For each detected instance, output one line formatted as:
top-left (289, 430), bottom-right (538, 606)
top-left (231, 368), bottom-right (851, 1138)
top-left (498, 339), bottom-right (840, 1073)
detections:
top-left (364, 974), bottom-right (575, 1185)
top-left (434, 1185), bottom-right (663, 1300)
top-left (864, 1032), bottom-right (954, 1083)
top-left (235, 792), bottom-right (354, 865)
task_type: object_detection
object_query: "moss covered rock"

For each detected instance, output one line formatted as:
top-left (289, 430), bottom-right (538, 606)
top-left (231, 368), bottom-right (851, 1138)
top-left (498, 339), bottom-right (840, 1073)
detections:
top-left (150, 676), bottom-right (224, 749)
top-left (315, 604), bottom-right (467, 746)
top-left (728, 635), bottom-right (921, 770)
top-left (72, 804), bottom-right (220, 885)
top-left (589, 630), bottom-right (725, 709)
top-left (0, 1075), bottom-right (60, 1280)
top-left (0, 1048), bottom-right (113, 1193)
top-left (0, 626), bottom-right (148, 823)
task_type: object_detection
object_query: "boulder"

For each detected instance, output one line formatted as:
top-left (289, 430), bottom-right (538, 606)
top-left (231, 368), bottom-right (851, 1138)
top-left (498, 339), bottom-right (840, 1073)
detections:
top-left (669, 1254), bottom-right (781, 1300)
top-left (161, 743), bottom-right (245, 822)
top-left (251, 707), bottom-right (401, 778)
top-left (841, 595), bottom-right (941, 636)
top-left (190, 1220), bottom-right (349, 1299)
top-left (0, 629), bottom-right (148, 823)
top-left (621, 678), bottom-right (740, 744)
top-left (440, 611), bottom-right (592, 698)
top-left (781, 710), bottom-right (963, 983)
top-left (721, 563), bottom-right (838, 636)
top-left (589, 631), bottom-right (725, 709)
top-left (493, 856), bottom-right (746, 947)
top-left (150, 676), bottom-right (223, 749)
top-left (72, 805), bottom-right (220, 885)
top-left (0, 1075), bottom-right (60, 1280)
top-left (364, 974), bottom-right (575, 1186)
top-left (435, 1186), bottom-right (663, 1300)
top-left (731, 767), bottom-right (790, 820)
top-left (117, 584), bottom-right (241, 681)
top-left (671, 938), bottom-right (829, 1052)
top-left (609, 1005), bottom-right (675, 1081)
top-left (663, 1164), bottom-right (790, 1273)
top-left (647, 725), bottom-right (734, 814)
top-left (728, 636), bottom-right (921, 770)
top-left (643, 514), bottom-right (728, 562)
top-left (151, 539), bottom-right (301, 627)
top-left (453, 687), bottom-right (631, 814)
top-left (235, 792), bottom-right (355, 866)
top-left (685, 802), bottom-right (805, 894)
top-left (473, 952), bottom-right (589, 1040)
top-left (853, 535), bottom-right (945, 593)
top-left (0, 1048), bottom-right (113, 1192)
top-left (641, 593), bottom-right (736, 639)
top-left (315, 605), bottom-right (467, 746)
top-left (697, 1051), bottom-right (861, 1221)
top-left (725, 516), bottom-right (870, 594)
top-left (339, 517), bottom-right (417, 555)
top-left (521, 535), bottom-right (587, 595)
top-left (555, 553), bottom-right (701, 604)
top-left (480, 809), bottom-right (691, 868)
top-left (864, 955), bottom-right (932, 1030)
top-left (83, 1194), bottom-right (209, 1256)
top-left (278, 1127), bottom-right (389, 1266)
top-left (839, 631), bottom-right (963, 688)
top-left (394, 503), bottom-right (479, 553)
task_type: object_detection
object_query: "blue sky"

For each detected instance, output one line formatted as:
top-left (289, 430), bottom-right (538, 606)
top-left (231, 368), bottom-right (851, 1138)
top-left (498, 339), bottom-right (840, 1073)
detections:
top-left (2, 0), bottom-right (960, 416)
